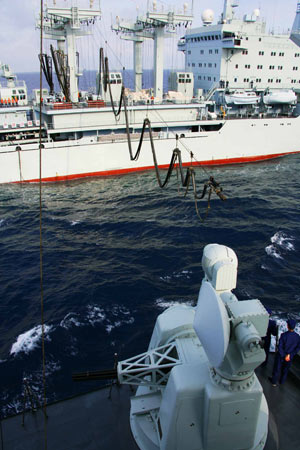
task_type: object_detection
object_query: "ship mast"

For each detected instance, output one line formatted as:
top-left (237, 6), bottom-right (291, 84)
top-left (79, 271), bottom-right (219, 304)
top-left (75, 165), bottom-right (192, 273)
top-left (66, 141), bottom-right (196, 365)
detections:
top-left (113, 1), bottom-right (193, 100)
top-left (290, 1), bottom-right (300, 47)
top-left (37, 3), bottom-right (101, 102)
top-left (221, 0), bottom-right (239, 24)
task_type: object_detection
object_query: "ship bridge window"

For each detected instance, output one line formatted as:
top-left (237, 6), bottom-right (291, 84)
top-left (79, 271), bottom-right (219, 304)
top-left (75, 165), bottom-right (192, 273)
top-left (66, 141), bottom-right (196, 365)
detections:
top-left (223, 32), bottom-right (235, 38)
top-left (204, 36), bottom-right (207, 41)
top-left (208, 36), bottom-right (211, 40)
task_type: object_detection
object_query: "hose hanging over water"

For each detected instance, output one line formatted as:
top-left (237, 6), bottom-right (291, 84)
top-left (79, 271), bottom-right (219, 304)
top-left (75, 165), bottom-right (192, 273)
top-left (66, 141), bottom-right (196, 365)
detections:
top-left (98, 48), bottom-right (226, 219)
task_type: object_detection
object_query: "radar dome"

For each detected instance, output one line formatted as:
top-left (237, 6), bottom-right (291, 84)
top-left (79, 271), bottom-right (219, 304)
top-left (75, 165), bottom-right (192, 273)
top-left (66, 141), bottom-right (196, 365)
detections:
top-left (253, 8), bottom-right (260, 17)
top-left (201, 9), bottom-right (214, 25)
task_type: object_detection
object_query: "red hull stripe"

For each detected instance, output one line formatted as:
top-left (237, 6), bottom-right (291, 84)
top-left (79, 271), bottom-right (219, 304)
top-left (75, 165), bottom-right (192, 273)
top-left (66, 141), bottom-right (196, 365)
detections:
top-left (15, 150), bottom-right (300, 183)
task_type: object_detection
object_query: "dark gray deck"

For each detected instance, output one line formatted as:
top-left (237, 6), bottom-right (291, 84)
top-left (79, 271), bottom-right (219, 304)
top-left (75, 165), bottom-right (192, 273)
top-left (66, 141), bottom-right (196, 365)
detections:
top-left (1, 355), bottom-right (299, 450)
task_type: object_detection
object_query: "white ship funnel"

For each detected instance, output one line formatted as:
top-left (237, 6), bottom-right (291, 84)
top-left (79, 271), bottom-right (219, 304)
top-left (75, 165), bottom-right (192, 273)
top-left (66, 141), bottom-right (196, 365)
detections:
top-left (290, 1), bottom-right (300, 47)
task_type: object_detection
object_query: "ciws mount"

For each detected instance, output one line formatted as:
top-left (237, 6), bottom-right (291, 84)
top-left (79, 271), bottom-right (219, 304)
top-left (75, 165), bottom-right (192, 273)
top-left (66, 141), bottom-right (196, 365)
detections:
top-left (73, 243), bottom-right (269, 450)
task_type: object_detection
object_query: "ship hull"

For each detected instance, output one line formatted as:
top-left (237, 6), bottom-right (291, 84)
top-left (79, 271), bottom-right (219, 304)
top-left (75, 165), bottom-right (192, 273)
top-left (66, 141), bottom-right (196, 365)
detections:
top-left (1, 115), bottom-right (300, 183)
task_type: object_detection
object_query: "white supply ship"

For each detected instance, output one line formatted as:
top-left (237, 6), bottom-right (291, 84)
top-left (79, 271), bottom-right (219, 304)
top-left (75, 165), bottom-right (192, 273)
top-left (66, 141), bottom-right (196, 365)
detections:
top-left (1, 0), bottom-right (300, 184)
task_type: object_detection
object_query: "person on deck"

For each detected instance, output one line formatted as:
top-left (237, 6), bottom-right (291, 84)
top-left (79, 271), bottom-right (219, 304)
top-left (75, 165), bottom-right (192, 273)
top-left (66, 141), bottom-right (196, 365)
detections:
top-left (270, 319), bottom-right (300, 386)
top-left (262, 309), bottom-right (278, 366)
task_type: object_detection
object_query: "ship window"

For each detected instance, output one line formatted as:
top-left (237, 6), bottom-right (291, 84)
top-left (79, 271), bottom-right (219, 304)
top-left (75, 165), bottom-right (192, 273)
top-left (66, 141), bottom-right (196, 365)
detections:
top-left (276, 79), bottom-right (281, 83)
top-left (188, 51), bottom-right (191, 55)
top-left (199, 63), bottom-right (202, 67)
top-left (234, 77), bottom-right (237, 82)
top-left (269, 65), bottom-right (275, 70)
top-left (215, 49), bottom-right (219, 54)
top-left (257, 65), bottom-right (263, 69)
top-left (204, 36), bottom-right (207, 41)
top-left (212, 36), bottom-right (215, 40)
top-left (246, 37), bottom-right (248, 40)
top-left (259, 38), bottom-right (262, 42)
top-left (201, 37), bottom-right (204, 41)
top-left (192, 63), bottom-right (195, 67)
top-left (208, 63), bottom-right (212, 67)
top-left (259, 51), bottom-right (264, 56)
top-left (235, 64), bottom-right (238, 68)
top-left (12, 89), bottom-right (16, 94)
top-left (279, 52), bottom-right (285, 56)
top-left (245, 64), bottom-right (250, 69)
top-left (243, 78), bottom-right (249, 82)
top-left (295, 53), bottom-right (300, 57)
top-left (208, 76), bottom-right (211, 81)
top-left (215, 35), bottom-right (219, 40)
top-left (208, 36), bottom-right (211, 40)
top-left (204, 63), bottom-right (206, 67)
top-left (293, 66), bottom-right (298, 70)
top-left (256, 78), bottom-right (261, 82)
top-left (117, 80), bottom-right (121, 84)
top-left (214, 63), bottom-right (217, 67)
top-left (278, 66), bottom-right (283, 70)
top-left (198, 76), bottom-right (202, 80)
top-left (209, 49), bottom-right (213, 54)
top-left (200, 50), bottom-right (204, 54)
top-left (242, 50), bottom-right (248, 55)
top-left (271, 51), bottom-right (276, 56)
top-left (214, 77), bottom-right (216, 81)
top-left (267, 79), bottom-right (273, 83)
top-left (203, 76), bottom-right (206, 80)
top-left (188, 63), bottom-right (190, 67)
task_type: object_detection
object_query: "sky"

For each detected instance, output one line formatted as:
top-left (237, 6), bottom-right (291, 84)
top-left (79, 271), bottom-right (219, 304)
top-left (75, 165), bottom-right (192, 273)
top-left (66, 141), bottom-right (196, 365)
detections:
top-left (0, 0), bottom-right (298, 73)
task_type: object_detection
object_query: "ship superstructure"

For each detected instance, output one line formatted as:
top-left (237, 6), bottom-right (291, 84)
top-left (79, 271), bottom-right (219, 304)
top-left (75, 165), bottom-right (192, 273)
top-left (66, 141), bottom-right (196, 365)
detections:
top-left (1, 0), bottom-right (300, 183)
top-left (179, 0), bottom-right (300, 94)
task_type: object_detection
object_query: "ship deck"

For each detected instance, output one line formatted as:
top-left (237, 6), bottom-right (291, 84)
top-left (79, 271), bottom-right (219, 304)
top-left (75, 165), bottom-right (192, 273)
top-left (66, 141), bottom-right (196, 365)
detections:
top-left (1, 354), bottom-right (299, 450)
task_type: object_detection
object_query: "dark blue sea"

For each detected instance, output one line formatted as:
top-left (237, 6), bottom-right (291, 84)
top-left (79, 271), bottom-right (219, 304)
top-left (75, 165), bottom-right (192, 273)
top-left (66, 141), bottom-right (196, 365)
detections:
top-left (0, 72), bottom-right (300, 418)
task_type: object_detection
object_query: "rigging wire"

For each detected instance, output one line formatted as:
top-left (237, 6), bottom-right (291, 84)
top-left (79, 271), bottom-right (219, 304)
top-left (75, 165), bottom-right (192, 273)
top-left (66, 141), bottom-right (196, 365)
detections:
top-left (39, 1), bottom-right (48, 448)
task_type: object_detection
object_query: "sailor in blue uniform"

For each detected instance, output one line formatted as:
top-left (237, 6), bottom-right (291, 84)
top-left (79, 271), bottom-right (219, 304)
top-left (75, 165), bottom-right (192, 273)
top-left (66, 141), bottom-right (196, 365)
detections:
top-left (270, 319), bottom-right (300, 386)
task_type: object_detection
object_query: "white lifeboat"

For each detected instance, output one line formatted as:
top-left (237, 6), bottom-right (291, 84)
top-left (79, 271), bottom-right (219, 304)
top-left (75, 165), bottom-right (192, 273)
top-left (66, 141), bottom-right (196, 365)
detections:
top-left (225, 90), bottom-right (259, 105)
top-left (263, 89), bottom-right (297, 105)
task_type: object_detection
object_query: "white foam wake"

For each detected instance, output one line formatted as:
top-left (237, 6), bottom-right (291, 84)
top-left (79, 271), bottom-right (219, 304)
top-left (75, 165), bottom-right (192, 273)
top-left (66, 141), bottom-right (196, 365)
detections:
top-left (10, 324), bottom-right (52, 356)
top-left (265, 231), bottom-right (295, 260)
top-left (155, 298), bottom-right (194, 309)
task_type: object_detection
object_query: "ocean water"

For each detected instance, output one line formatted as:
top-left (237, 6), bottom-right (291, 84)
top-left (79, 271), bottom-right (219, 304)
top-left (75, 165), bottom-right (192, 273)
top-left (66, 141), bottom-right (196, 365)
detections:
top-left (1, 154), bottom-right (300, 417)
top-left (1, 71), bottom-right (300, 417)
